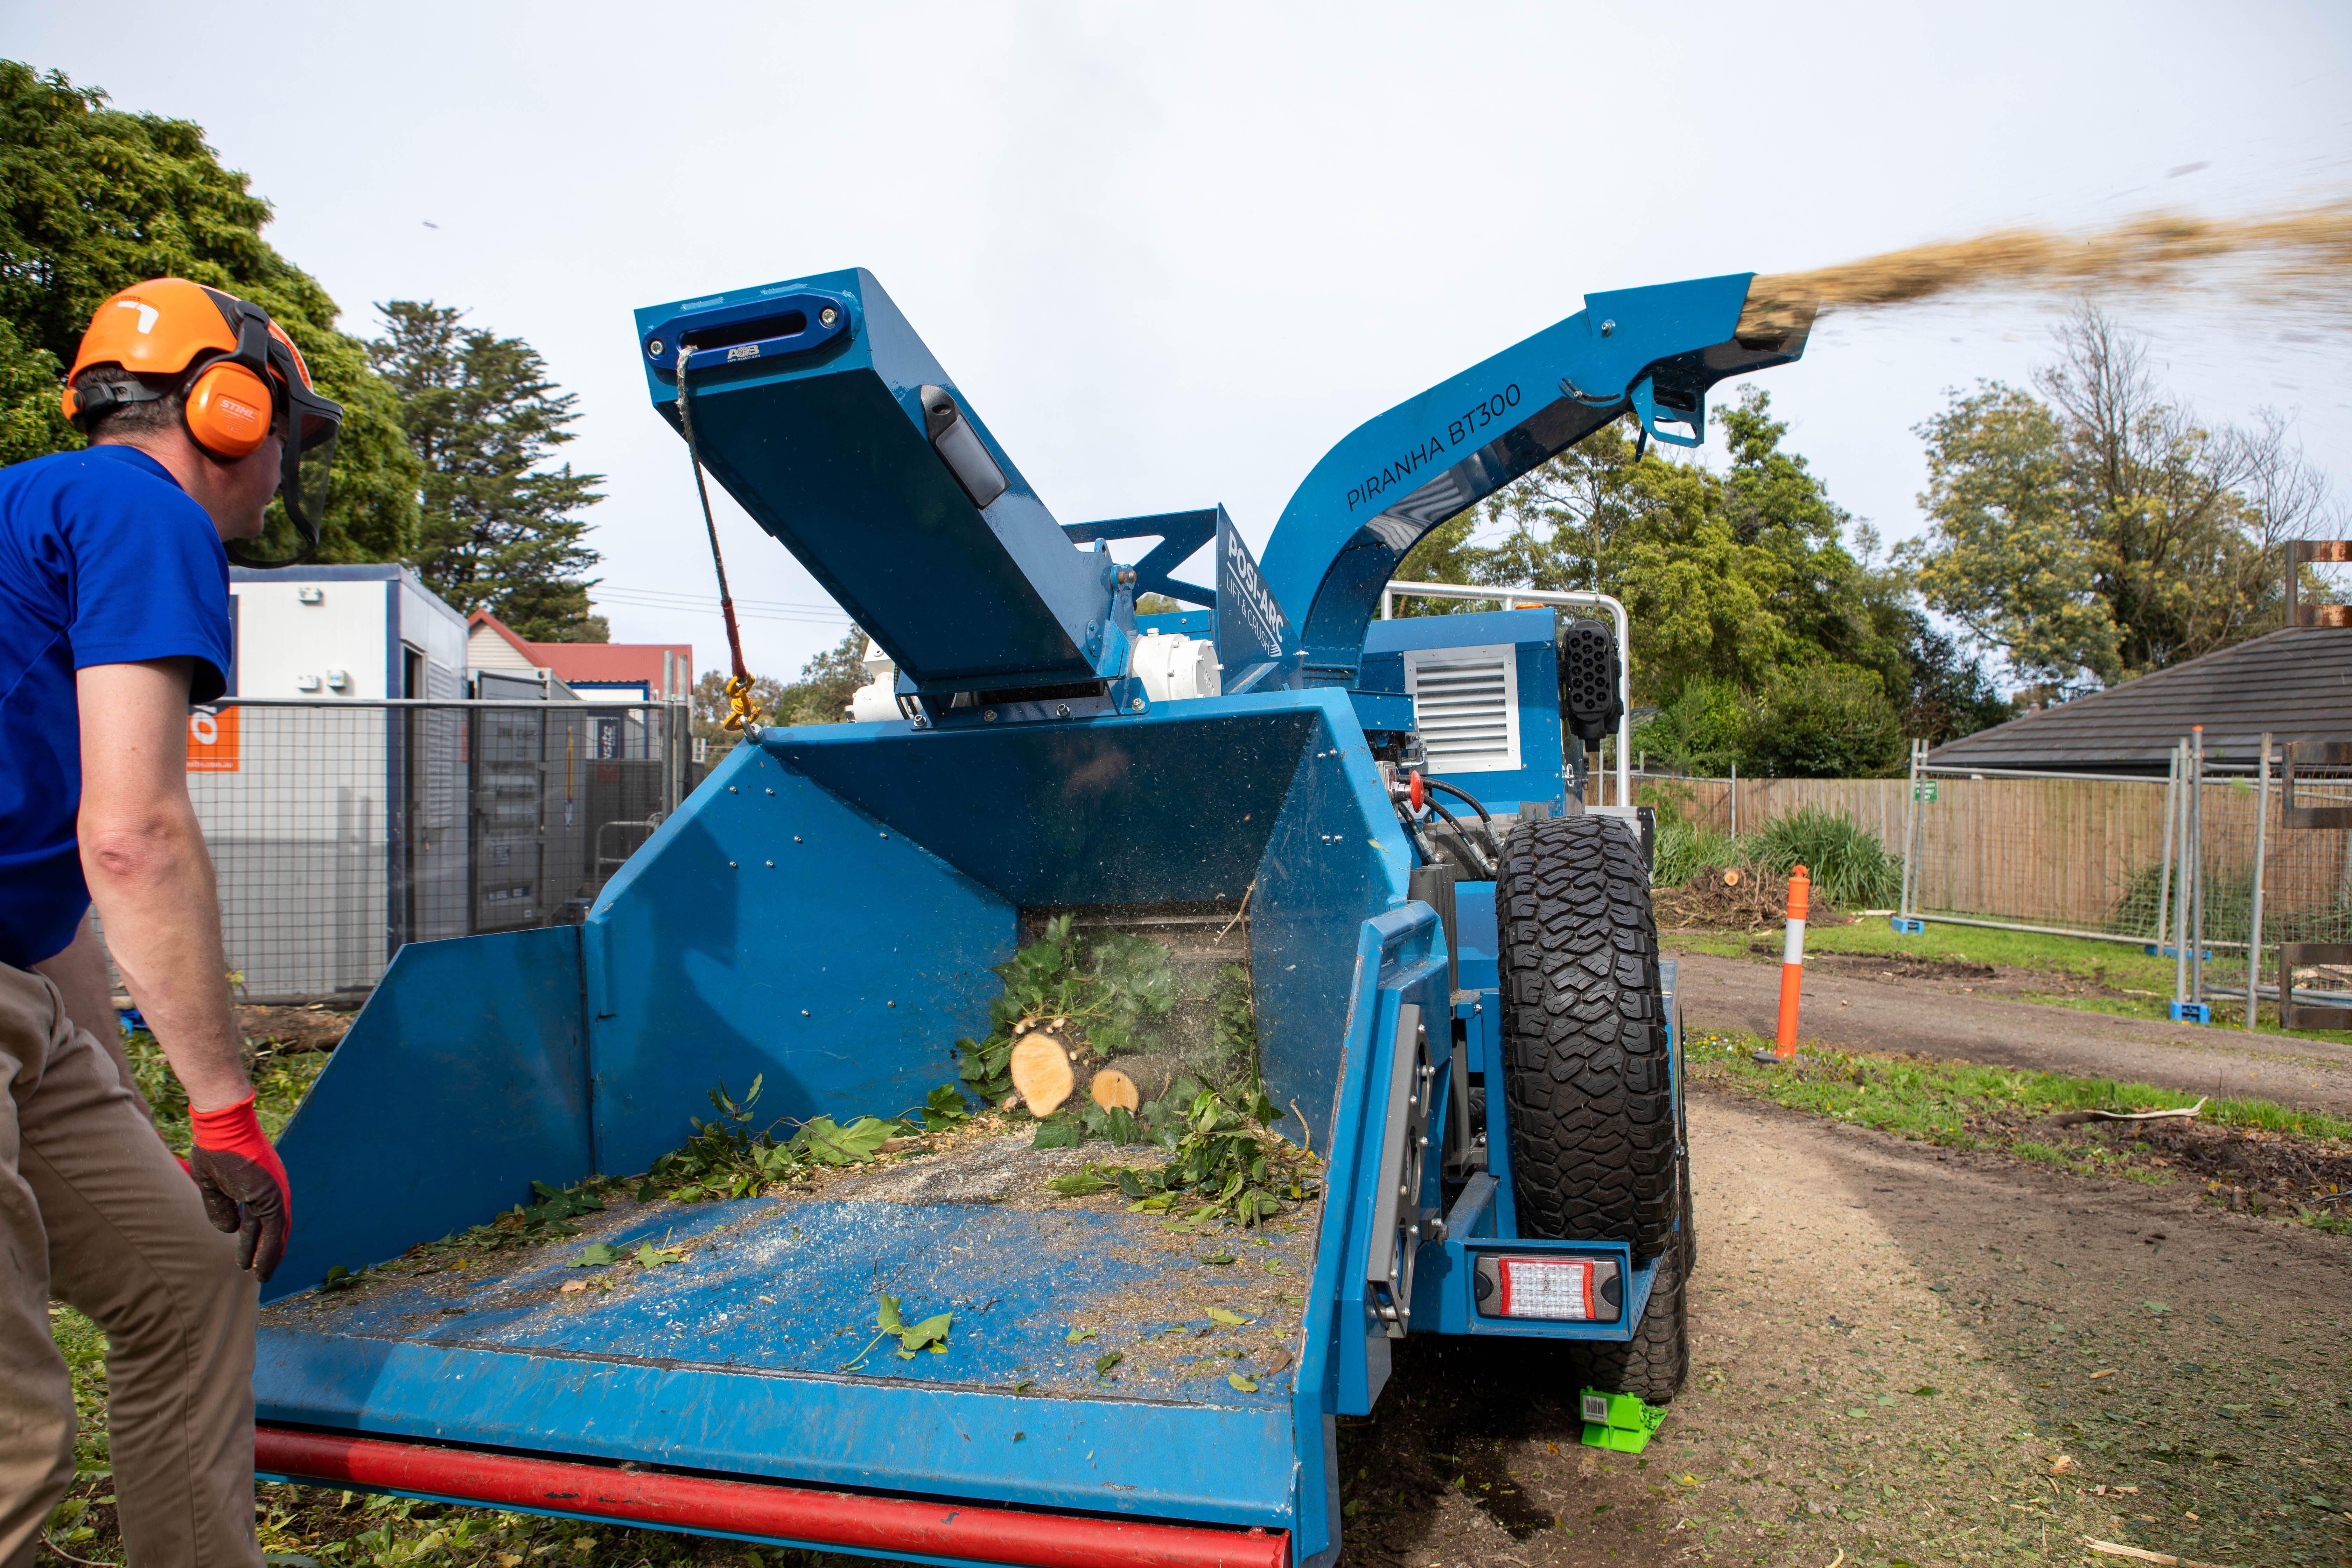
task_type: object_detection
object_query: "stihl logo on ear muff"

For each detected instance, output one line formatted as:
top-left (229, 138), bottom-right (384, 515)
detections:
top-left (65, 277), bottom-right (347, 568)
top-left (183, 358), bottom-right (273, 457)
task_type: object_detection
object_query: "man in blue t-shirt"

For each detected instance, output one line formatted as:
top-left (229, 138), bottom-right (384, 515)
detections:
top-left (0, 278), bottom-right (341, 1567)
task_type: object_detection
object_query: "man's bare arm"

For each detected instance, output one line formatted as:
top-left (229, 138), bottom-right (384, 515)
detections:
top-left (31, 911), bottom-right (155, 1120)
top-left (75, 659), bottom-right (249, 1113)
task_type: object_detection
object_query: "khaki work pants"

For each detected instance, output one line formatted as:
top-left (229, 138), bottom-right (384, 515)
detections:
top-left (0, 961), bottom-right (259, 1568)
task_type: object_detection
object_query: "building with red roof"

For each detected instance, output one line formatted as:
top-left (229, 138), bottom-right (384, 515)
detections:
top-left (467, 611), bottom-right (693, 701)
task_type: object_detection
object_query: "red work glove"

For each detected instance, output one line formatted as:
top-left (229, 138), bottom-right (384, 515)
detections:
top-left (188, 1095), bottom-right (293, 1281)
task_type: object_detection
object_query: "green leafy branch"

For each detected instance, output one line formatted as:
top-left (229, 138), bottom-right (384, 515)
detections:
top-left (412, 1175), bottom-right (618, 1258)
top-left (956, 915), bottom-right (1180, 1104)
top-left (843, 1291), bottom-right (954, 1370)
top-left (635, 1077), bottom-right (971, 1202)
top-left (1043, 1082), bottom-right (1318, 1229)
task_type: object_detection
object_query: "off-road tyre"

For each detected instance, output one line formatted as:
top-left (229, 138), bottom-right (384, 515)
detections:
top-left (1568, 1232), bottom-right (1690, 1401)
top-left (1497, 814), bottom-right (1676, 1260)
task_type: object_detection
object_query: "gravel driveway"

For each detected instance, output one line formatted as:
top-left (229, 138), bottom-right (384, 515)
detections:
top-left (1340, 1087), bottom-right (2352, 1567)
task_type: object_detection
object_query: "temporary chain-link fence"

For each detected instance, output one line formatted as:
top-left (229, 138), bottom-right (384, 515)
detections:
top-left (1634, 739), bottom-right (2351, 1032)
top-left (178, 699), bottom-right (692, 1004)
top-left (1892, 736), bottom-right (2352, 1030)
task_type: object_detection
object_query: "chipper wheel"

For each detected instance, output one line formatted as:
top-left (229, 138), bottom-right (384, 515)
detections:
top-left (1568, 1229), bottom-right (1689, 1401)
top-left (1497, 813), bottom-right (1688, 1399)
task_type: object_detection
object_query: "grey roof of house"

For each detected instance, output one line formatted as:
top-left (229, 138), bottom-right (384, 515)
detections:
top-left (1926, 627), bottom-right (2352, 773)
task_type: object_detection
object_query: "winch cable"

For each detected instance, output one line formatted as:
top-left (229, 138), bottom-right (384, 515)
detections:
top-left (673, 342), bottom-right (763, 733)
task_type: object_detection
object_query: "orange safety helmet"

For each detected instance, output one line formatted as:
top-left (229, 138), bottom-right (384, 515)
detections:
top-left (64, 278), bottom-right (345, 567)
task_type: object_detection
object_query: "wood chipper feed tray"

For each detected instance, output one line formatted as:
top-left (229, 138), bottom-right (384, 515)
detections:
top-left (258, 1127), bottom-right (1320, 1404)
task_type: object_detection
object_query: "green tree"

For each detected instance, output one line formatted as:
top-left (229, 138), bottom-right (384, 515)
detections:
top-left (1738, 663), bottom-right (1903, 778)
top-left (1909, 307), bottom-right (2333, 693)
top-left (0, 62), bottom-right (418, 556)
top-left (1631, 678), bottom-right (1747, 775)
top-left (368, 301), bottom-right (604, 640)
top-left (1399, 388), bottom-right (1952, 708)
top-left (775, 628), bottom-right (873, 726)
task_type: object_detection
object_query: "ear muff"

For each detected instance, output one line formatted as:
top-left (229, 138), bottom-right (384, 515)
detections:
top-left (182, 358), bottom-right (275, 458)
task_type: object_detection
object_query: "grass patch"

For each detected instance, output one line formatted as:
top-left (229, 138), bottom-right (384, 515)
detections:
top-left (1688, 1032), bottom-right (2352, 1231)
top-left (1665, 920), bottom-right (2352, 1045)
top-left (126, 1029), bottom-right (328, 1156)
top-left (1688, 1030), bottom-right (2352, 1143)
top-left (1649, 807), bottom-right (1900, 909)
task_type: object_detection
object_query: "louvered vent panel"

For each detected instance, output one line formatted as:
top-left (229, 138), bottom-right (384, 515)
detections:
top-left (1404, 645), bottom-right (1520, 773)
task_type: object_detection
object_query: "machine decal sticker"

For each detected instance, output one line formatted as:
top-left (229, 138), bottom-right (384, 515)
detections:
top-left (1343, 382), bottom-right (1521, 513)
top-left (1217, 509), bottom-right (1289, 672)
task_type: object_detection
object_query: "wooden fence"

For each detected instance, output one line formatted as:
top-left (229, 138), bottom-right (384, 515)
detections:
top-left (1631, 768), bottom-right (2352, 943)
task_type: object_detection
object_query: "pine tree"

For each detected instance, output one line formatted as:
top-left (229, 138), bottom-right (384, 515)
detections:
top-left (369, 301), bottom-right (604, 640)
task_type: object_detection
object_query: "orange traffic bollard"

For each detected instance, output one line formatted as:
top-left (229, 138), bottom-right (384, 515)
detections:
top-left (1771, 864), bottom-right (1810, 1060)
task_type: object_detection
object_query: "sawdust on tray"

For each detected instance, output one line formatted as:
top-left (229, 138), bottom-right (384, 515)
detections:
top-left (1038, 1199), bottom-right (1320, 1391)
top-left (1738, 200), bottom-right (2352, 336)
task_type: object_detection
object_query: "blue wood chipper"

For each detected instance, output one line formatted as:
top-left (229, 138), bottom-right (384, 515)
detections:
top-left (249, 268), bottom-right (1809, 1566)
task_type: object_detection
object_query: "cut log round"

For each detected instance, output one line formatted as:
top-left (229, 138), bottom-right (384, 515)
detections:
top-left (1009, 1031), bottom-right (1077, 1116)
top-left (1094, 1053), bottom-right (1179, 1105)
top-left (1089, 1069), bottom-right (1139, 1113)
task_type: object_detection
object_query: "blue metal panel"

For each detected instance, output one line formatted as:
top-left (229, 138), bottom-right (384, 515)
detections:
top-left (1217, 509), bottom-right (1298, 693)
top-left (264, 926), bottom-right (593, 1304)
top-left (1061, 508), bottom-right (1219, 608)
top-left (1405, 1176), bottom-right (1655, 1339)
top-left (768, 697), bottom-right (1315, 908)
top-left (585, 737), bottom-right (1013, 1182)
top-left (1247, 702), bottom-right (1416, 1153)
top-left (631, 271), bottom-right (1120, 693)
top-left (255, 1194), bottom-right (1304, 1530)
top-left (1345, 690), bottom-right (1413, 734)
top-left (1360, 610), bottom-right (1566, 813)
top-left (1294, 907), bottom-right (1445, 1420)
top-left (1283, 901), bottom-right (1441, 1568)
top-left (1135, 609), bottom-right (1213, 637)
top-left (1449, 881), bottom-right (1500, 997)
top-left (1259, 273), bottom-right (1805, 682)
top-left (255, 1350), bottom-right (1294, 1531)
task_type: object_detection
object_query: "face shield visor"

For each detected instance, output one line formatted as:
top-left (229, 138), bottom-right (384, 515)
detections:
top-left (222, 313), bottom-right (345, 569)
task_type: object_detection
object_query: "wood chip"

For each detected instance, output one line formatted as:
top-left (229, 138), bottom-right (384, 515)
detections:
top-left (2054, 1098), bottom-right (2207, 1128)
top-left (2083, 1538), bottom-right (2242, 1568)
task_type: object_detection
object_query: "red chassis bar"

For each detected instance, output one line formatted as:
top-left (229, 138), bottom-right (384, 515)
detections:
top-left (254, 1427), bottom-right (1289, 1568)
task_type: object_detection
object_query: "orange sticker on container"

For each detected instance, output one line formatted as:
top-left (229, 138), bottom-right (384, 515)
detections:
top-left (187, 706), bottom-right (240, 772)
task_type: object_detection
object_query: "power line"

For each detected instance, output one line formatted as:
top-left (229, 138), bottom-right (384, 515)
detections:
top-left (590, 586), bottom-right (853, 626)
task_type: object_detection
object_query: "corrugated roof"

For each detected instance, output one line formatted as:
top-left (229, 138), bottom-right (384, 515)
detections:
top-left (1928, 627), bottom-right (2352, 772)
top-left (464, 611), bottom-right (692, 697)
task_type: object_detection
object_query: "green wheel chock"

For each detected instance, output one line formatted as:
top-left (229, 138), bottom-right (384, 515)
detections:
top-left (1578, 1387), bottom-right (1666, 1454)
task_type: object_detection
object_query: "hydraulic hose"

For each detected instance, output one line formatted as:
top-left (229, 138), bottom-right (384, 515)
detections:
top-left (1419, 797), bottom-right (1498, 880)
top-left (1421, 778), bottom-right (1499, 860)
top-left (1392, 797), bottom-right (1446, 867)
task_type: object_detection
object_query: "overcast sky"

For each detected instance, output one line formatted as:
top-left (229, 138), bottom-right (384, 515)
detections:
top-left (16, 1), bottom-right (2351, 687)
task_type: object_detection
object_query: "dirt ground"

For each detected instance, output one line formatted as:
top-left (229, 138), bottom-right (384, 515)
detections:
top-left (1671, 948), bottom-right (2352, 1118)
top-left (1338, 1087), bottom-right (2352, 1568)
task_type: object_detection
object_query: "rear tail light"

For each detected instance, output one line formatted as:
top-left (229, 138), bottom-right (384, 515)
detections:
top-left (1472, 1255), bottom-right (1623, 1321)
